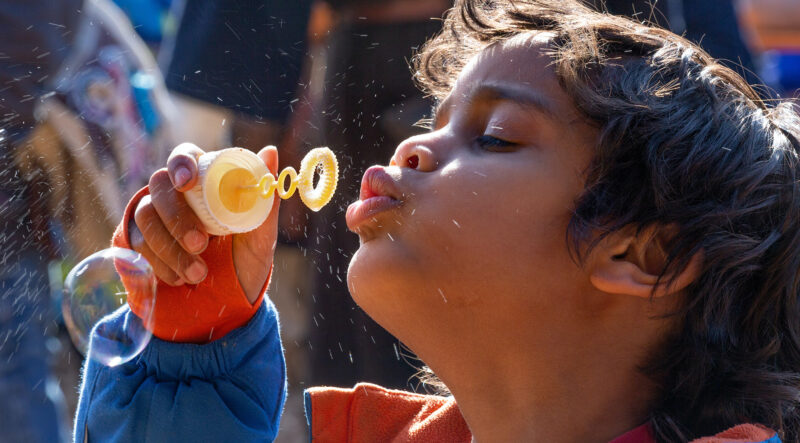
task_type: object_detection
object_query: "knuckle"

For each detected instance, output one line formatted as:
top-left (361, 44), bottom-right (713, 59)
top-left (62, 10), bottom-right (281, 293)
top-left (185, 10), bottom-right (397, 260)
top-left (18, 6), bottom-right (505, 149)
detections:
top-left (161, 202), bottom-right (194, 239)
top-left (163, 214), bottom-right (184, 234)
top-left (133, 197), bottom-right (156, 226)
top-left (148, 168), bottom-right (171, 191)
top-left (177, 252), bottom-right (193, 272)
top-left (156, 268), bottom-right (181, 286)
top-left (172, 142), bottom-right (203, 156)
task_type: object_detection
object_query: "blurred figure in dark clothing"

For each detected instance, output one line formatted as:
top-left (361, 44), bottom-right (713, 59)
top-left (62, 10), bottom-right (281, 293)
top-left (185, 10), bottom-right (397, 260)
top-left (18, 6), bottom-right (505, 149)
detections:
top-left (308, 0), bottom-right (449, 390)
top-left (589, 0), bottom-right (758, 85)
top-left (2, 1), bottom-right (180, 440)
top-left (0, 2), bottom-right (82, 441)
top-left (162, 0), bottom-right (312, 150)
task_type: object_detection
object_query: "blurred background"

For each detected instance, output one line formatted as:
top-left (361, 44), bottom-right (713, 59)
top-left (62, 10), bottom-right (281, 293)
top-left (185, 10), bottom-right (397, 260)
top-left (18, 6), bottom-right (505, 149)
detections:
top-left (0, 0), bottom-right (796, 441)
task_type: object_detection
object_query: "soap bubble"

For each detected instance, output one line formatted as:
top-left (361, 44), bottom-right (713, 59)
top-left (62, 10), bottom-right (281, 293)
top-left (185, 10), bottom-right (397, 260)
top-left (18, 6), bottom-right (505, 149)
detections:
top-left (63, 247), bottom-right (156, 367)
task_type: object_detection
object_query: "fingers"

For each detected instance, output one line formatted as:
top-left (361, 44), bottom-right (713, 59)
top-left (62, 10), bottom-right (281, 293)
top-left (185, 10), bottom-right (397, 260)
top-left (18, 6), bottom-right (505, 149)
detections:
top-left (167, 142), bottom-right (205, 191)
top-left (132, 144), bottom-right (278, 292)
top-left (133, 194), bottom-right (208, 286)
top-left (149, 168), bottom-right (209, 254)
top-left (129, 220), bottom-right (183, 286)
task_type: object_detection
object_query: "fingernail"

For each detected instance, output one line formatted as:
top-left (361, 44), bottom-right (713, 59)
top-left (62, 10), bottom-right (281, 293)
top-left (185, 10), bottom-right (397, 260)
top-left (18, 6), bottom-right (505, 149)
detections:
top-left (184, 230), bottom-right (207, 253)
top-left (174, 166), bottom-right (191, 188)
top-left (185, 261), bottom-right (207, 283)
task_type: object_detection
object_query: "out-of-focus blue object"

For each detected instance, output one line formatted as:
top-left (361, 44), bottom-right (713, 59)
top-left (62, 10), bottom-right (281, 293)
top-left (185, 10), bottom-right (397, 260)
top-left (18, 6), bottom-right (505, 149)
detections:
top-left (113, 0), bottom-right (172, 42)
top-left (0, 251), bottom-right (62, 443)
top-left (130, 71), bottom-right (160, 134)
top-left (776, 52), bottom-right (800, 93)
top-left (761, 50), bottom-right (800, 95)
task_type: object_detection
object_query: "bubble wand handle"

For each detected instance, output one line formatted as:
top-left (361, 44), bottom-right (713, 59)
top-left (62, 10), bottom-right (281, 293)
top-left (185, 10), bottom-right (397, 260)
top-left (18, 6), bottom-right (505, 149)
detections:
top-left (184, 147), bottom-right (339, 236)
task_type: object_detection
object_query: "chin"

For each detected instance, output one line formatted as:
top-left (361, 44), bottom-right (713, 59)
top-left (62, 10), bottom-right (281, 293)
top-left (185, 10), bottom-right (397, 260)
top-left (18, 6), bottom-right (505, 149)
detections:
top-left (346, 237), bottom-right (418, 330)
top-left (347, 241), bottom-right (389, 306)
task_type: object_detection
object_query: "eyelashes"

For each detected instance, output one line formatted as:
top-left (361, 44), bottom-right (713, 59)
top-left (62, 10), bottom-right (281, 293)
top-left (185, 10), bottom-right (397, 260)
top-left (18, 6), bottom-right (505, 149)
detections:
top-left (475, 134), bottom-right (516, 151)
top-left (414, 117), bottom-right (434, 131)
top-left (413, 116), bottom-right (518, 152)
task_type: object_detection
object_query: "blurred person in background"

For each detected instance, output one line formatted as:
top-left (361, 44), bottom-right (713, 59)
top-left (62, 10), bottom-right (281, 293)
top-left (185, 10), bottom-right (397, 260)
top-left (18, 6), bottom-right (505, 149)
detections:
top-left (161, 0), bottom-right (311, 155)
top-left (308, 0), bottom-right (450, 391)
top-left (1, 0), bottom-right (177, 441)
top-left (0, 1), bottom-right (84, 442)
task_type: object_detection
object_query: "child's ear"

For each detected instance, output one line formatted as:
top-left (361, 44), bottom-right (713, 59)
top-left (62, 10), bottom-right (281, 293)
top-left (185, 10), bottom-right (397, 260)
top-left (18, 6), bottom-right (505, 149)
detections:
top-left (587, 225), bottom-right (703, 298)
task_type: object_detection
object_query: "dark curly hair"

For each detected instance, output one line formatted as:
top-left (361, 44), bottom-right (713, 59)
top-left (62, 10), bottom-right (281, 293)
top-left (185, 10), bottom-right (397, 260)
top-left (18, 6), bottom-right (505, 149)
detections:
top-left (414, 1), bottom-right (800, 441)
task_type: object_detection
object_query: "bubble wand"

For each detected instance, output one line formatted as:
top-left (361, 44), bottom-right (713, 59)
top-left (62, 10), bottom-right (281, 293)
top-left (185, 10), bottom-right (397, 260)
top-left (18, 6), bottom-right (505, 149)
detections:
top-left (60, 146), bottom-right (338, 367)
top-left (184, 146), bottom-right (339, 235)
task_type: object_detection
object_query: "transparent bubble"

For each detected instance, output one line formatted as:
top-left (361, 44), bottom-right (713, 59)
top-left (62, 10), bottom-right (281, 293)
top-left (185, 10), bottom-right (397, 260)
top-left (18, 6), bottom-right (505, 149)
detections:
top-left (63, 247), bottom-right (156, 367)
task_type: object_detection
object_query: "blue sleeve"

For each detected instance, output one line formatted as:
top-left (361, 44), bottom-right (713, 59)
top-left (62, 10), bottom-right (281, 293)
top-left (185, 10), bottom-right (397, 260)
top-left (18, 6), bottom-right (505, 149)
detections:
top-left (73, 299), bottom-right (286, 442)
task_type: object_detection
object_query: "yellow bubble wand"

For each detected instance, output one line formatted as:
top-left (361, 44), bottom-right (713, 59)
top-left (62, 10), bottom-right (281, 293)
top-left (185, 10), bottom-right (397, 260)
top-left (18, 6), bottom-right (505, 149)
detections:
top-left (185, 147), bottom-right (338, 236)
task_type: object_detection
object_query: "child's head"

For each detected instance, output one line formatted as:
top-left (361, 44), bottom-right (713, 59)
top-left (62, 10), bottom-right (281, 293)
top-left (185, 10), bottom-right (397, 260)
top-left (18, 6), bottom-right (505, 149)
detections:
top-left (345, 0), bottom-right (800, 440)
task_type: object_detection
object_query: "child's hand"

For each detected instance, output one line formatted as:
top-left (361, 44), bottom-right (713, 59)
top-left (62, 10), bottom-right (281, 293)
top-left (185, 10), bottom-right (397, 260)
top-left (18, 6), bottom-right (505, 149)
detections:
top-left (129, 143), bottom-right (280, 304)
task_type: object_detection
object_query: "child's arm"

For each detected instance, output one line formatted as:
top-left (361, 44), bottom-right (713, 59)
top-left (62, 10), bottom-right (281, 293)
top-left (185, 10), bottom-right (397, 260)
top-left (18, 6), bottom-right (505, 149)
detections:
top-left (74, 144), bottom-right (286, 442)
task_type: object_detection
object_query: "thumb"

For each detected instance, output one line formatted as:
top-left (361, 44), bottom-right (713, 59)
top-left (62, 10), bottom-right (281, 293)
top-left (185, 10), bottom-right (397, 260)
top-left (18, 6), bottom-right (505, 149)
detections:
top-left (232, 145), bottom-right (281, 303)
top-left (258, 145), bottom-right (279, 176)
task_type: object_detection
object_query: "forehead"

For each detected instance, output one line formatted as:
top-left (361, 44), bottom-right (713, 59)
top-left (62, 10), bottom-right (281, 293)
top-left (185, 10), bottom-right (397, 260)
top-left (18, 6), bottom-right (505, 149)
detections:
top-left (446, 32), bottom-right (574, 115)
top-left (466, 32), bottom-right (556, 79)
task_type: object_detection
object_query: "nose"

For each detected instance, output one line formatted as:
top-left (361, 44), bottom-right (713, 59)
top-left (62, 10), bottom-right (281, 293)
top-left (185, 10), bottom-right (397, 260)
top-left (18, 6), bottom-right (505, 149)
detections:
top-left (390, 135), bottom-right (437, 172)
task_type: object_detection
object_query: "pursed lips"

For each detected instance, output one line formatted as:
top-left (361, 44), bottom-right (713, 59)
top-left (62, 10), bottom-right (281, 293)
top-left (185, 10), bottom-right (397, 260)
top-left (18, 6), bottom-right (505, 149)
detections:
top-left (346, 166), bottom-right (405, 232)
top-left (359, 165), bottom-right (403, 201)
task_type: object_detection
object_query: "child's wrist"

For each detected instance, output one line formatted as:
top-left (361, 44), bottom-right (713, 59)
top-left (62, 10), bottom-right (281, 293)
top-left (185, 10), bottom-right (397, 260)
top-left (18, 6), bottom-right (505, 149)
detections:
top-left (113, 186), bottom-right (268, 343)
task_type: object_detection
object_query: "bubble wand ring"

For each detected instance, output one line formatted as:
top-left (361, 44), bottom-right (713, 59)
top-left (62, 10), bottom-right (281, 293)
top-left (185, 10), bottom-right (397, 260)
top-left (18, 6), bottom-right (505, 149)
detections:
top-left (257, 173), bottom-right (277, 199)
top-left (184, 146), bottom-right (338, 236)
top-left (297, 148), bottom-right (338, 211)
top-left (276, 166), bottom-right (298, 199)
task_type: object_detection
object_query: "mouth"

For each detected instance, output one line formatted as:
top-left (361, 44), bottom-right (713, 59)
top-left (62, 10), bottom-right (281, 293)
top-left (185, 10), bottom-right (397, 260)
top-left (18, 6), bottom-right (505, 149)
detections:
top-left (346, 166), bottom-right (404, 232)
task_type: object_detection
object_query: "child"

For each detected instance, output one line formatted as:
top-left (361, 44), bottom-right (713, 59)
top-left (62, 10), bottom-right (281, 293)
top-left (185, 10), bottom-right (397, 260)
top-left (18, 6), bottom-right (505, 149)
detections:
top-left (75, 0), bottom-right (800, 441)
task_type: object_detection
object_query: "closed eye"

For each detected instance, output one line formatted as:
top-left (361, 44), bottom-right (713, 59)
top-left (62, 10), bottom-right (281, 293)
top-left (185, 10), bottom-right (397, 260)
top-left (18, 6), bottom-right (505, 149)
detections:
top-left (475, 134), bottom-right (516, 152)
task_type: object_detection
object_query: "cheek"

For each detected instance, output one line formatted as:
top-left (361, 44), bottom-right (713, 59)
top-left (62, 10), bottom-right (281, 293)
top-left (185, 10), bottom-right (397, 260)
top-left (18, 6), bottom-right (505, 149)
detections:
top-left (428, 173), bottom-right (566, 244)
top-left (409, 174), bottom-right (580, 294)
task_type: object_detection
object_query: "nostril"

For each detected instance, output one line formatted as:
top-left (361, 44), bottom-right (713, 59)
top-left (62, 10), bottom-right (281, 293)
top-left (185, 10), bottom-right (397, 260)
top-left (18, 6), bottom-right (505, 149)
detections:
top-left (407, 155), bottom-right (419, 169)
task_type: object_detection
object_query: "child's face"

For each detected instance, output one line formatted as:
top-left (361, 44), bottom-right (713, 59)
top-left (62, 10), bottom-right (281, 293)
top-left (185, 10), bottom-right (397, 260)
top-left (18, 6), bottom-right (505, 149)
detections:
top-left (346, 34), bottom-right (600, 352)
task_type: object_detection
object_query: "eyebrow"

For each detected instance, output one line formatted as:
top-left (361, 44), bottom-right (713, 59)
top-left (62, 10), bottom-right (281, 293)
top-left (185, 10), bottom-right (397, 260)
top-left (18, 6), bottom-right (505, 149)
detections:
top-left (433, 83), bottom-right (558, 127)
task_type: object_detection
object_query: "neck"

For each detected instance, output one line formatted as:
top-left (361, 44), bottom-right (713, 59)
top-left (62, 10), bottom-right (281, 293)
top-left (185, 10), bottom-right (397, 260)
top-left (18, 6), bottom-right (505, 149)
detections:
top-left (415, 298), bottom-right (666, 443)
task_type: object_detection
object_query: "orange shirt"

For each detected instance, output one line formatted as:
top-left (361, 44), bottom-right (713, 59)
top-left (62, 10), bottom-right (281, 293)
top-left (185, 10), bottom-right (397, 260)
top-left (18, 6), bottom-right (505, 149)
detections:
top-left (305, 383), bottom-right (779, 443)
top-left (306, 383), bottom-right (471, 442)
